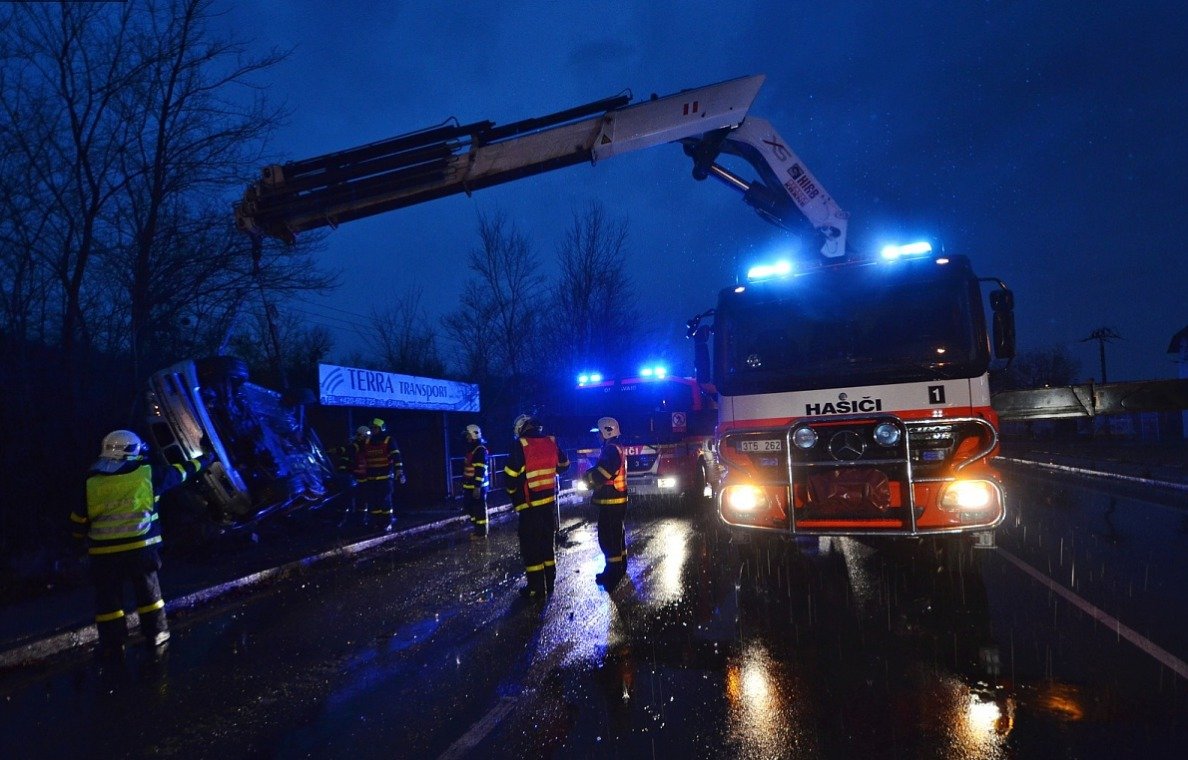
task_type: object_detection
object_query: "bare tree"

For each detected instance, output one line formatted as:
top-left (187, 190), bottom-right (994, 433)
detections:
top-left (547, 201), bottom-right (640, 379)
top-left (0, 3), bottom-right (139, 360)
top-left (0, 1), bottom-right (335, 554)
top-left (442, 279), bottom-right (496, 381)
top-left (364, 288), bottom-right (445, 377)
top-left (444, 212), bottom-right (544, 387)
top-left (108, 0), bottom-right (309, 379)
top-left (225, 305), bottom-right (333, 390)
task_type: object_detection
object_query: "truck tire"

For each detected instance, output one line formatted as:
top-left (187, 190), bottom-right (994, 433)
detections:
top-left (196, 356), bottom-right (249, 385)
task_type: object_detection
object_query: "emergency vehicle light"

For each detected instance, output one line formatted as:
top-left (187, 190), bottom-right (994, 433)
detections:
top-left (746, 260), bottom-right (793, 281)
top-left (577, 372), bottom-right (604, 386)
top-left (639, 365), bottom-right (668, 379)
top-left (880, 241), bottom-right (933, 260)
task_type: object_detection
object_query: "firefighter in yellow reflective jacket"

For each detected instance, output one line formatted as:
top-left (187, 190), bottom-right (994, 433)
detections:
top-left (70, 430), bottom-right (210, 658)
top-left (583, 417), bottom-right (629, 589)
top-left (360, 418), bottom-right (405, 531)
top-left (504, 414), bottom-right (569, 598)
top-left (461, 424), bottom-right (490, 537)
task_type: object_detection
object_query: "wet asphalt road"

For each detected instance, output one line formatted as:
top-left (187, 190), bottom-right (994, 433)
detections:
top-left (1, 469), bottom-right (1185, 759)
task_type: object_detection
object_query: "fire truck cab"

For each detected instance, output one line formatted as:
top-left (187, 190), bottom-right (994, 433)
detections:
top-left (692, 246), bottom-right (1015, 545)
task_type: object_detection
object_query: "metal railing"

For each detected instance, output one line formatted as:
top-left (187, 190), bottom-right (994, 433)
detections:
top-left (448, 449), bottom-right (589, 499)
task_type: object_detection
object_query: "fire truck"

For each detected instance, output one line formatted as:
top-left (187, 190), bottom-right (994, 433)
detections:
top-left (549, 369), bottom-right (717, 503)
top-left (687, 248), bottom-right (1012, 548)
top-left (235, 73), bottom-right (1014, 548)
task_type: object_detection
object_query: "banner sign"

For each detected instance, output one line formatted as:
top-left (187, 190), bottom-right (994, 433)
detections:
top-left (318, 363), bottom-right (480, 412)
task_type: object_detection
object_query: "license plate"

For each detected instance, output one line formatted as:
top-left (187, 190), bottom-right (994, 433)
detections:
top-left (738, 439), bottom-right (783, 452)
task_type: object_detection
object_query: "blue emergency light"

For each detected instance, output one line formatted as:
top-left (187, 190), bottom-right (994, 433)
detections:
top-left (879, 241), bottom-right (933, 261)
top-left (746, 260), bottom-right (794, 281)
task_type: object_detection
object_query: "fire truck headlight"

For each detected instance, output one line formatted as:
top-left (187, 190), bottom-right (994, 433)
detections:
top-left (657, 476), bottom-right (678, 489)
top-left (873, 422), bottom-right (901, 447)
top-left (792, 427), bottom-right (817, 449)
top-left (725, 485), bottom-right (765, 512)
top-left (941, 480), bottom-right (996, 511)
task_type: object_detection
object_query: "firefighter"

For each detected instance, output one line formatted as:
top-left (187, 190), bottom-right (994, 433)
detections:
top-left (335, 425), bottom-right (371, 521)
top-left (71, 430), bottom-right (210, 659)
top-left (504, 414), bottom-right (569, 598)
top-left (461, 424), bottom-right (490, 537)
top-left (583, 416), bottom-right (629, 589)
top-left (360, 417), bottom-right (405, 531)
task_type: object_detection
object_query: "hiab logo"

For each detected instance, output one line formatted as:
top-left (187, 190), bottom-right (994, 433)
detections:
top-left (805, 392), bottom-right (883, 416)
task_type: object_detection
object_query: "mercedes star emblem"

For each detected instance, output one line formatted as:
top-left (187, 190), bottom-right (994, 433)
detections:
top-left (828, 430), bottom-right (866, 460)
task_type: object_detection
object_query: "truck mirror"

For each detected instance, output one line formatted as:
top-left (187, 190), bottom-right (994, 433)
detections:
top-left (989, 289), bottom-right (1014, 312)
top-left (992, 307), bottom-right (1016, 359)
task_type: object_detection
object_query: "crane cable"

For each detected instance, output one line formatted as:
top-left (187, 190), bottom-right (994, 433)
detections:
top-left (251, 236), bottom-right (288, 388)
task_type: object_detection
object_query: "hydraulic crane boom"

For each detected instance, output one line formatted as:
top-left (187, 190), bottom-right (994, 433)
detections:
top-left (235, 74), bottom-right (848, 258)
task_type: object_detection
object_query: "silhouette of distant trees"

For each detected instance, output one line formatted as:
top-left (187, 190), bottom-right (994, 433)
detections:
top-left (994, 345), bottom-right (1081, 390)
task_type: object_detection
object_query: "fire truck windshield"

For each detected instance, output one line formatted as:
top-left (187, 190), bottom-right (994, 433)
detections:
top-left (714, 256), bottom-right (990, 397)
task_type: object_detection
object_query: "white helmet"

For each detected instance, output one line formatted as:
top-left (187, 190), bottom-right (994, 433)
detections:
top-left (100, 430), bottom-right (146, 460)
top-left (355, 425), bottom-right (371, 438)
top-left (464, 424), bottom-right (483, 442)
top-left (513, 414), bottom-right (539, 437)
top-left (597, 417), bottom-right (620, 440)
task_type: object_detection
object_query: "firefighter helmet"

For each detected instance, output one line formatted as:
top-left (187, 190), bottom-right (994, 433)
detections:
top-left (513, 414), bottom-right (540, 437)
top-left (100, 430), bottom-right (147, 460)
top-left (370, 418), bottom-right (386, 432)
top-left (355, 425), bottom-right (371, 439)
top-left (597, 417), bottom-right (621, 440)
top-left (464, 424), bottom-right (483, 442)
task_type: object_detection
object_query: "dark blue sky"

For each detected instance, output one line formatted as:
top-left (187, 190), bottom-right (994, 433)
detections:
top-left (220, 1), bottom-right (1186, 382)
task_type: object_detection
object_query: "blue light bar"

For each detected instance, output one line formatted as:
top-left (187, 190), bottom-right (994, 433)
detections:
top-left (880, 241), bottom-right (933, 260)
top-left (640, 367), bottom-right (653, 377)
top-left (590, 373), bottom-right (603, 383)
top-left (654, 366), bottom-right (667, 378)
top-left (746, 260), bottom-right (793, 281)
top-left (577, 374), bottom-right (589, 385)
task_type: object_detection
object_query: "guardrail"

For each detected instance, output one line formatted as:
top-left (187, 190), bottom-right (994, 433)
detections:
top-left (448, 448), bottom-right (591, 498)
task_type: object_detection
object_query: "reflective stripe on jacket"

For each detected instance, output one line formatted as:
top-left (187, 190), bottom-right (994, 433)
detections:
top-left (591, 442), bottom-right (628, 506)
top-left (504, 435), bottom-right (569, 511)
top-left (462, 444), bottom-right (489, 493)
top-left (85, 464), bottom-right (157, 545)
top-left (362, 435), bottom-right (401, 481)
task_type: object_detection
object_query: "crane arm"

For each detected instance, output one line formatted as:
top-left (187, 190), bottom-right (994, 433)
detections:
top-left (235, 73), bottom-right (847, 257)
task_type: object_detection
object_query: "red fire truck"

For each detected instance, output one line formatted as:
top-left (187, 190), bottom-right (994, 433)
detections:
top-left (687, 245), bottom-right (1014, 549)
top-left (549, 369), bottom-right (717, 504)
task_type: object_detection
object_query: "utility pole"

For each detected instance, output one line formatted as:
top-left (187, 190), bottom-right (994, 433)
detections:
top-left (1081, 327), bottom-right (1122, 384)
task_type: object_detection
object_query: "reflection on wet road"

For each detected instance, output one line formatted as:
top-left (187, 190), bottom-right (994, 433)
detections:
top-left (1, 473), bottom-right (1185, 759)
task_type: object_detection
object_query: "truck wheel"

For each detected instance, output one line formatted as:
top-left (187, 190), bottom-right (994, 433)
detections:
top-left (196, 356), bottom-right (249, 385)
top-left (684, 461), bottom-right (712, 509)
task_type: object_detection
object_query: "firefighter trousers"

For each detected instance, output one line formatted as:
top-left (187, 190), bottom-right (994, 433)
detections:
top-left (517, 503), bottom-right (556, 595)
top-left (90, 547), bottom-right (168, 649)
top-left (361, 478), bottom-right (395, 520)
top-left (465, 493), bottom-right (488, 536)
top-left (597, 503), bottom-right (628, 583)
